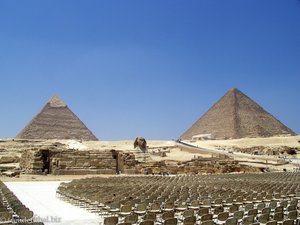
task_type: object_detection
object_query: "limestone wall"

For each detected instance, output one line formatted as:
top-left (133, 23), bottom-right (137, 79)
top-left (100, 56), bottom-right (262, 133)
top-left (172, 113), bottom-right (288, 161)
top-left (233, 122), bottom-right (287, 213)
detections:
top-left (52, 150), bottom-right (118, 175)
top-left (19, 150), bottom-right (42, 173)
top-left (20, 148), bottom-right (139, 175)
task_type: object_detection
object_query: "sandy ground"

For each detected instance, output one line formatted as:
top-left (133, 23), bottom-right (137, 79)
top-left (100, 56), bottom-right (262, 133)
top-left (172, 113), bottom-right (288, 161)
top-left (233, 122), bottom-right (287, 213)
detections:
top-left (82, 140), bottom-right (177, 150)
top-left (81, 136), bottom-right (300, 163)
top-left (189, 135), bottom-right (300, 149)
top-left (150, 148), bottom-right (211, 161)
top-left (1, 135), bottom-right (299, 178)
top-left (83, 140), bottom-right (211, 161)
top-left (80, 135), bottom-right (300, 152)
top-left (5, 181), bottom-right (102, 225)
top-left (181, 135), bottom-right (300, 171)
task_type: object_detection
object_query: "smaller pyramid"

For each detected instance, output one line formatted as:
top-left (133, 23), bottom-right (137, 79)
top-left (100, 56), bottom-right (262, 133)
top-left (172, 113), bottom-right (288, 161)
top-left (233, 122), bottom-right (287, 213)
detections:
top-left (16, 96), bottom-right (98, 141)
top-left (180, 88), bottom-right (295, 140)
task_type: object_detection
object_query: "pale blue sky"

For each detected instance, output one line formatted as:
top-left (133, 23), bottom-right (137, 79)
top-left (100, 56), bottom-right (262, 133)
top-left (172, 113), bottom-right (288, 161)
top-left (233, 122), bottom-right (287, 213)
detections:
top-left (0, 1), bottom-right (299, 140)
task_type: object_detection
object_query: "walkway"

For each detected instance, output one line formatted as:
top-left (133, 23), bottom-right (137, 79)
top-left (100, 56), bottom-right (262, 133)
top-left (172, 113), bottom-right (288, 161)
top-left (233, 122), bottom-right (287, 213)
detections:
top-left (5, 181), bottom-right (102, 225)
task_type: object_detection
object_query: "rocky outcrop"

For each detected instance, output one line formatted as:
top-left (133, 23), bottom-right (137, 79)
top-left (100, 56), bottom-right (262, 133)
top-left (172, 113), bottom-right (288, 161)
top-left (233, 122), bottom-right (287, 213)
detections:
top-left (216, 145), bottom-right (300, 156)
top-left (135, 157), bottom-right (259, 175)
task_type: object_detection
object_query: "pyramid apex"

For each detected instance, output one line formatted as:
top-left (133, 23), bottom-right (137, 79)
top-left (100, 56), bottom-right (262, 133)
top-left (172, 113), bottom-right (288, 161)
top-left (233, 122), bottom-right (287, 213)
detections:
top-left (229, 87), bottom-right (241, 93)
top-left (226, 88), bottom-right (245, 97)
top-left (48, 95), bottom-right (66, 107)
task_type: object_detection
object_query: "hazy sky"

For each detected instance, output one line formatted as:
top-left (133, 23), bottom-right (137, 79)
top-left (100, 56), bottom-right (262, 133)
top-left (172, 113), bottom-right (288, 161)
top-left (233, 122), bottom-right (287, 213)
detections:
top-left (0, 1), bottom-right (299, 140)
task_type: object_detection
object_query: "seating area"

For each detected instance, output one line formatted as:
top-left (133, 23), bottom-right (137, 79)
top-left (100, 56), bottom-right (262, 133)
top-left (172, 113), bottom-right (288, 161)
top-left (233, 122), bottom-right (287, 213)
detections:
top-left (57, 172), bottom-right (300, 225)
top-left (0, 181), bottom-right (43, 225)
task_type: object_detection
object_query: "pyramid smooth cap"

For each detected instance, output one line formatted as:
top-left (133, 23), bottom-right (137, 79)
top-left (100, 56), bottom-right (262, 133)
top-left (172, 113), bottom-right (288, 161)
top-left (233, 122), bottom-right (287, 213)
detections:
top-left (49, 95), bottom-right (66, 107)
top-left (228, 87), bottom-right (241, 94)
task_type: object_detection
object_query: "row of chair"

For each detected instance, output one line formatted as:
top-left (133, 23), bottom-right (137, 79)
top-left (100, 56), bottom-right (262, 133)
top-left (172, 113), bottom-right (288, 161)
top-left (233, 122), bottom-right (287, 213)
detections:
top-left (57, 172), bottom-right (300, 225)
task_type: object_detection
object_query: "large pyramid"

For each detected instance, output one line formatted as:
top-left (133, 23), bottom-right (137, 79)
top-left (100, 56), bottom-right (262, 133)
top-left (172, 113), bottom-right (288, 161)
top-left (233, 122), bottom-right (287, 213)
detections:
top-left (16, 96), bottom-right (98, 140)
top-left (180, 88), bottom-right (295, 140)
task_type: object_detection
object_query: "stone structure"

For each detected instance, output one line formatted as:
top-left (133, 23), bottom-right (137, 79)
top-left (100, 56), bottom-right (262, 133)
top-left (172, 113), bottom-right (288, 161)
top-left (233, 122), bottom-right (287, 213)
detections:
top-left (134, 137), bottom-right (147, 152)
top-left (180, 88), bottom-right (295, 140)
top-left (20, 147), bottom-right (137, 175)
top-left (135, 157), bottom-right (260, 175)
top-left (16, 96), bottom-right (98, 141)
top-left (1, 139), bottom-right (261, 176)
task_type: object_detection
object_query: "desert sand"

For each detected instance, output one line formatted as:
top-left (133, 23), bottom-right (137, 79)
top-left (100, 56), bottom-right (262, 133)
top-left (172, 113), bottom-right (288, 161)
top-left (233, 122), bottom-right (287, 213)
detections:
top-left (1, 135), bottom-right (299, 182)
top-left (188, 135), bottom-right (300, 149)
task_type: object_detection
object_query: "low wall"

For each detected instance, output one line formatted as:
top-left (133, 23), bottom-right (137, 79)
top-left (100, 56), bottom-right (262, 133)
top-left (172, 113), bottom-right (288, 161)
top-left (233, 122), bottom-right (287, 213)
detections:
top-left (20, 148), bottom-right (138, 175)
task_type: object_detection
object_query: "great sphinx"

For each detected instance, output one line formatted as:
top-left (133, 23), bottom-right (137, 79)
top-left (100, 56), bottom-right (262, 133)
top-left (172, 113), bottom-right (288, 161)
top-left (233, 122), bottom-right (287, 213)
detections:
top-left (134, 137), bottom-right (147, 152)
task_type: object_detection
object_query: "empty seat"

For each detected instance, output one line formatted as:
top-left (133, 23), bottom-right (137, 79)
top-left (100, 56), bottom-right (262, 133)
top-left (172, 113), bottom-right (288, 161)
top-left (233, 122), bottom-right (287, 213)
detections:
top-left (183, 215), bottom-right (196, 225)
top-left (162, 202), bottom-right (174, 212)
top-left (247, 208), bottom-right (258, 217)
top-left (233, 210), bottom-right (244, 223)
top-left (265, 221), bottom-right (277, 225)
top-left (287, 210), bottom-right (298, 220)
top-left (161, 211), bottom-right (175, 222)
top-left (201, 220), bottom-right (214, 225)
top-left (163, 217), bottom-right (177, 225)
top-left (242, 215), bottom-right (255, 225)
top-left (148, 202), bottom-right (161, 213)
top-left (188, 200), bottom-right (200, 210)
top-left (104, 216), bottom-right (118, 225)
top-left (119, 204), bottom-right (132, 217)
top-left (282, 219), bottom-right (294, 225)
top-left (124, 214), bottom-right (138, 224)
top-left (225, 217), bottom-right (238, 225)
top-left (273, 212), bottom-right (284, 223)
top-left (139, 220), bottom-right (154, 225)
top-left (200, 214), bottom-right (213, 222)
top-left (257, 213), bottom-right (270, 224)
top-left (215, 211), bottom-right (229, 225)
top-left (198, 208), bottom-right (210, 217)
top-left (143, 213), bottom-right (156, 222)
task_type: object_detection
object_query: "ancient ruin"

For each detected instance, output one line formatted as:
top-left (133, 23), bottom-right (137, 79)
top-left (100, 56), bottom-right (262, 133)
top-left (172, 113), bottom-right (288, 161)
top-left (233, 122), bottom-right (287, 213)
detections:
top-left (134, 137), bottom-right (147, 152)
top-left (20, 147), bottom-right (137, 175)
top-left (0, 92), bottom-right (296, 177)
top-left (0, 138), bottom-right (262, 176)
top-left (16, 96), bottom-right (98, 141)
top-left (180, 88), bottom-right (295, 140)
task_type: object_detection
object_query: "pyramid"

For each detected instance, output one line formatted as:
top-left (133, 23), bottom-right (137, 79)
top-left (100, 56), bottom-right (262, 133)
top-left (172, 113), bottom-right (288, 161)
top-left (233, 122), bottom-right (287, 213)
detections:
top-left (180, 88), bottom-right (295, 140)
top-left (16, 96), bottom-right (98, 141)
